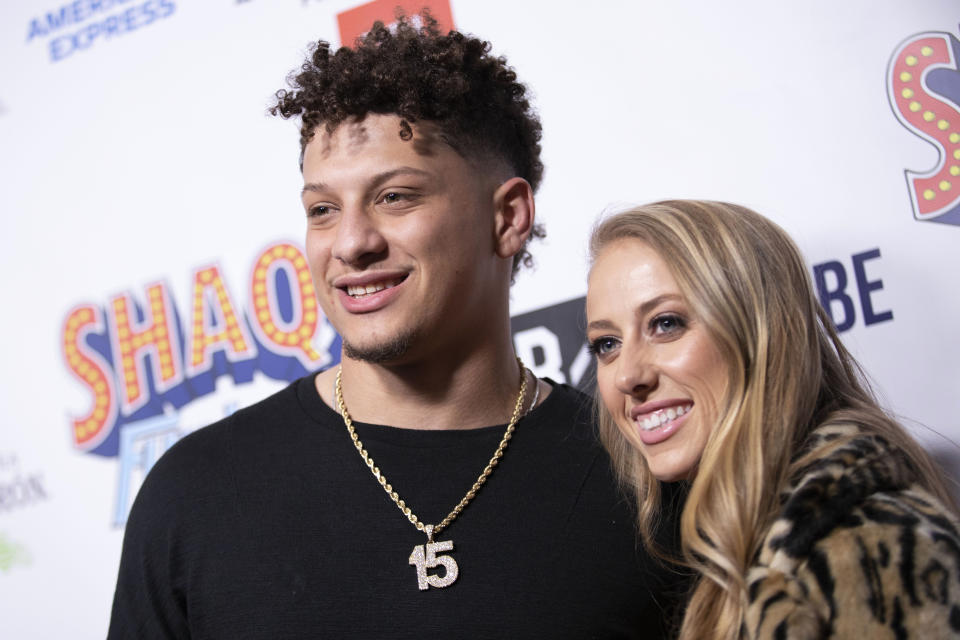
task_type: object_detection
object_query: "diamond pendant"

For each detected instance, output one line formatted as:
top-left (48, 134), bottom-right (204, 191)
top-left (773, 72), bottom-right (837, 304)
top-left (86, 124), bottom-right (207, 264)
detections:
top-left (408, 524), bottom-right (459, 590)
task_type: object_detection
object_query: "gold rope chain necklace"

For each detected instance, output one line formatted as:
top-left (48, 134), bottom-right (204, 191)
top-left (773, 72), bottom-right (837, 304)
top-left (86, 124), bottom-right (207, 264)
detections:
top-left (334, 358), bottom-right (528, 591)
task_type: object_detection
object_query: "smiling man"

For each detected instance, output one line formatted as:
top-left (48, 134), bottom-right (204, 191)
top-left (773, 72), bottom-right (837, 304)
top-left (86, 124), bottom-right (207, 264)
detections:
top-left (108, 16), bottom-right (683, 639)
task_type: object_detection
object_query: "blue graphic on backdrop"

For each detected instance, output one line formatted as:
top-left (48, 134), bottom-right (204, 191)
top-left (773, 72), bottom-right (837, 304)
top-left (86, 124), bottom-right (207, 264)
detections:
top-left (26, 0), bottom-right (176, 62)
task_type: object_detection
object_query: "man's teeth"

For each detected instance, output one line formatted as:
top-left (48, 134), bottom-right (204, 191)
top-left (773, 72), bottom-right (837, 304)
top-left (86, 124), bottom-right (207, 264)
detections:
top-left (346, 279), bottom-right (401, 297)
top-left (639, 404), bottom-right (692, 431)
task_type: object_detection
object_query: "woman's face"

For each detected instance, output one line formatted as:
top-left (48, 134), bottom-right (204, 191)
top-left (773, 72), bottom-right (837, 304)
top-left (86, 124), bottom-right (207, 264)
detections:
top-left (586, 238), bottom-right (728, 481)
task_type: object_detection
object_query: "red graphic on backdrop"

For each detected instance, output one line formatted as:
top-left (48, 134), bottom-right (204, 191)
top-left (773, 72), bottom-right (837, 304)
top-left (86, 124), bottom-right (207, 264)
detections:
top-left (888, 30), bottom-right (960, 226)
top-left (185, 265), bottom-right (256, 377)
top-left (61, 241), bottom-right (337, 454)
top-left (63, 305), bottom-right (118, 449)
top-left (109, 283), bottom-right (183, 415)
top-left (337, 0), bottom-right (453, 47)
top-left (249, 243), bottom-right (328, 367)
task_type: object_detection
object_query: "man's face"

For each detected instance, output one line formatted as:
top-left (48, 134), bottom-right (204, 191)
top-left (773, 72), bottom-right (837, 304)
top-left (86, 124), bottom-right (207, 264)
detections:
top-left (301, 114), bottom-right (506, 365)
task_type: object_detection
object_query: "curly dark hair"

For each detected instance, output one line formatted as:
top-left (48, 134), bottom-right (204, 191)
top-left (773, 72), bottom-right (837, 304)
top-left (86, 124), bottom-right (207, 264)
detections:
top-left (270, 13), bottom-right (545, 278)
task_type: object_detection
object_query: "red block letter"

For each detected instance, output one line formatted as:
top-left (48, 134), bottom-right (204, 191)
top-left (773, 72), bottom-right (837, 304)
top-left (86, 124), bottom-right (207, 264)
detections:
top-left (62, 305), bottom-right (118, 450)
top-left (888, 32), bottom-right (960, 225)
top-left (249, 243), bottom-right (334, 368)
top-left (186, 264), bottom-right (257, 376)
top-left (108, 283), bottom-right (183, 415)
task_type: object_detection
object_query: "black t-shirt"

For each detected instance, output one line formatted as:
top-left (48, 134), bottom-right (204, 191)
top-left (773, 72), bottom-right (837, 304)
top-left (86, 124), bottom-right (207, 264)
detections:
top-left (108, 376), bottom-right (685, 639)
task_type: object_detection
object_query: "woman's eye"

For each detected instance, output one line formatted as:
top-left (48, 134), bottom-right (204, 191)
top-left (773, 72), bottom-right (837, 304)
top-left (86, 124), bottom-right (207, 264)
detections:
top-left (587, 336), bottom-right (620, 357)
top-left (651, 314), bottom-right (686, 335)
top-left (307, 204), bottom-right (330, 217)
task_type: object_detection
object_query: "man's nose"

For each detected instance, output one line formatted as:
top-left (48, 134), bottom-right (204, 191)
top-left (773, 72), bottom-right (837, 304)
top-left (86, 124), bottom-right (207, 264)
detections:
top-left (331, 205), bottom-right (387, 266)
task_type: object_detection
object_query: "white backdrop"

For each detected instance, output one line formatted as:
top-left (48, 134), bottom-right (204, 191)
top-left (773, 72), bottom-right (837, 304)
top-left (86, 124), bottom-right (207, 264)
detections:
top-left (1, 0), bottom-right (958, 636)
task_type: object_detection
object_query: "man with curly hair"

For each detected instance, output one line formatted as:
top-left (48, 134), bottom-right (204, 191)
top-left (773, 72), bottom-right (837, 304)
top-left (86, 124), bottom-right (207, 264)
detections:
top-left (109, 15), bottom-right (682, 639)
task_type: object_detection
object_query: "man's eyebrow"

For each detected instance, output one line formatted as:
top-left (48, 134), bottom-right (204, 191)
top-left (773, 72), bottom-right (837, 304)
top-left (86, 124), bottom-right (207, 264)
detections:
top-left (301, 167), bottom-right (432, 197)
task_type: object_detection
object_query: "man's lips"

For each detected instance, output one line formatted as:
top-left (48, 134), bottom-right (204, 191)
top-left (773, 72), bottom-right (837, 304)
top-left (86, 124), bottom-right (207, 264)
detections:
top-left (343, 277), bottom-right (404, 298)
top-left (332, 272), bottom-right (408, 298)
top-left (331, 272), bottom-right (408, 313)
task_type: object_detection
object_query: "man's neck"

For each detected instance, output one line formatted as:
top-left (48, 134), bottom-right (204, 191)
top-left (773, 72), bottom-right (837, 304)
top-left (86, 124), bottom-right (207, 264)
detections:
top-left (316, 336), bottom-right (526, 431)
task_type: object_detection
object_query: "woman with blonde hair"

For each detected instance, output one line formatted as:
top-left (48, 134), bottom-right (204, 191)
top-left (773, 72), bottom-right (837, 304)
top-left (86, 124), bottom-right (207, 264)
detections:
top-left (585, 199), bottom-right (960, 639)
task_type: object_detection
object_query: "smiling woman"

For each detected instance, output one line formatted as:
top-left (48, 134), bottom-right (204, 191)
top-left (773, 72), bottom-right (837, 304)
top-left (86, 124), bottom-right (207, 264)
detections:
top-left (586, 200), bottom-right (960, 640)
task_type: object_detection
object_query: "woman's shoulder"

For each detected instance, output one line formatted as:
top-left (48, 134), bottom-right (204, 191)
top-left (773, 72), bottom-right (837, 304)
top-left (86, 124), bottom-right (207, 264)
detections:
top-left (743, 423), bottom-right (960, 638)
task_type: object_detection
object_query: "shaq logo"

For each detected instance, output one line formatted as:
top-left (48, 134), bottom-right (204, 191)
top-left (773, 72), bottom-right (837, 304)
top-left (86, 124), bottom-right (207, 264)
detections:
top-left (887, 27), bottom-right (960, 226)
top-left (62, 241), bottom-right (340, 525)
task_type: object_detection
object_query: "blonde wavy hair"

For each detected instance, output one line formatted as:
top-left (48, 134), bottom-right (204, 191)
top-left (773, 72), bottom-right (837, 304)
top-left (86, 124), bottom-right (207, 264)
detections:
top-left (588, 200), bottom-right (955, 640)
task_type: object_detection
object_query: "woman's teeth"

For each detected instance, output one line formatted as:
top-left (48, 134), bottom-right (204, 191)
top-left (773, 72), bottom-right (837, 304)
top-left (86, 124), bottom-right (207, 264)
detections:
top-left (639, 404), bottom-right (692, 431)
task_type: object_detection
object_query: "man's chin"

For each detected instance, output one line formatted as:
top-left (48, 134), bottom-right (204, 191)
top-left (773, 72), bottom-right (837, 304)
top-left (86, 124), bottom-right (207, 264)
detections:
top-left (342, 331), bottom-right (416, 364)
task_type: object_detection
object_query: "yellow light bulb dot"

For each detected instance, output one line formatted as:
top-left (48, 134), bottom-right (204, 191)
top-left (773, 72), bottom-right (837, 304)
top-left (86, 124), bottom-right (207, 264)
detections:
top-left (923, 111), bottom-right (935, 122)
top-left (909, 101), bottom-right (921, 112)
top-left (902, 88), bottom-right (914, 99)
top-left (939, 120), bottom-right (950, 131)
top-left (921, 46), bottom-right (934, 57)
top-left (906, 55), bottom-right (918, 66)
top-left (950, 133), bottom-right (960, 144)
top-left (923, 189), bottom-right (936, 200)
top-left (900, 71), bottom-right (913, 82)
top-left (940, 180), bottom-right (952, 191)
top-left (951, 166), bottom-right (960, 177)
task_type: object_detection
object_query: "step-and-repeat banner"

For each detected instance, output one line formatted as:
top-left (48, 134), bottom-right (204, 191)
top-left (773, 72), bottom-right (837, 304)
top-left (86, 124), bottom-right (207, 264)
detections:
top-left (1, 0), bottom-right (958, 636)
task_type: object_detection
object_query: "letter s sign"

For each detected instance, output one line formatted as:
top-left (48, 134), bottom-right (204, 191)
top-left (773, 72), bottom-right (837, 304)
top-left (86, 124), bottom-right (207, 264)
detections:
top-left (888, 31), bottom-right (960, 226)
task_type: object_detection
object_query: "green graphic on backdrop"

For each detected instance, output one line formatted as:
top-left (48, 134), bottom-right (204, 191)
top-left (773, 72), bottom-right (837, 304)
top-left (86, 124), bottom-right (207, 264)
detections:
top-left (0, 532), bottom-right (31, 573)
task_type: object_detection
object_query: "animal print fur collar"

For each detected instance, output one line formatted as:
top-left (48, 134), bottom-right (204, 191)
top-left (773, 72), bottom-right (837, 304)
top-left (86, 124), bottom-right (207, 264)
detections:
top-left (767, 423), bottom-right (920, 560)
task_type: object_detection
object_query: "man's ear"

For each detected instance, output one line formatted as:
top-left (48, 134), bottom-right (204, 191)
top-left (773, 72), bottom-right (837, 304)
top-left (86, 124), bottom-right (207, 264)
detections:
top-left (492, 177), bottom-right (535, 260)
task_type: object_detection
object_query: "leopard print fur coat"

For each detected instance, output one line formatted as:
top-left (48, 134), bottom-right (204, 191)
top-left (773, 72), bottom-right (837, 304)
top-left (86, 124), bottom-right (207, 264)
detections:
top-left (743, 424), bottom-right (960, 639)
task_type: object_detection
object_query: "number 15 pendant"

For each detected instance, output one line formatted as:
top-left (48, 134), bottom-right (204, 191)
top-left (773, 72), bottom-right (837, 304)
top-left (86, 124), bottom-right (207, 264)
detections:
top-left (408, 524), bottom-right (459, 590)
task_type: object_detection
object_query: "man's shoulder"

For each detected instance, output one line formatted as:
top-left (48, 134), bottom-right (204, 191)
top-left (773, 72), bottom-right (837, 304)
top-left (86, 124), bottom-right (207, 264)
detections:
top-left (132, 375), bottom-right (321, 505)
top-left (527, 380), bottom-right (596, 441)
